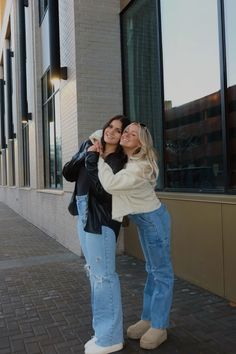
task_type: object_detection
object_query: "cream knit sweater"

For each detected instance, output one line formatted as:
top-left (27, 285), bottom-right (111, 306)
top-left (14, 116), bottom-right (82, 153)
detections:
top-left (98, 157), bottom-right (161, 222)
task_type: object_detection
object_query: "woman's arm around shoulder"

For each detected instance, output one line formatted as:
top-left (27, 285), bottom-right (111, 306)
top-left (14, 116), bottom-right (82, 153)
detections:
top-left (85, 151), bottom-right (110, 201)
top-left (98, 157), bottom-right (148, 194)
top-left (62, 140), bottom-right (91, 182)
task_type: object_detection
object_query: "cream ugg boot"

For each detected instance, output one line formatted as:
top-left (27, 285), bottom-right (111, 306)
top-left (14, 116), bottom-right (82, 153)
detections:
top-left (140, 328), bottom-right (167, 349)
top-left (127, 320), bottom-right (151, 339)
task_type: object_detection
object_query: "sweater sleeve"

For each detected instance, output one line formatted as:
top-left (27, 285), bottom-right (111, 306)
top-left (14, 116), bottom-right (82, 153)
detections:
top-left (98, 157), bottom-right (146, 195)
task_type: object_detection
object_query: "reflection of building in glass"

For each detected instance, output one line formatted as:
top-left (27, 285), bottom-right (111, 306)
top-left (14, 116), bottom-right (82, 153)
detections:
top-left (228, 86), bottom-right (236, 186)
top-left (165, 89), bottom-right (224, 190)
top-left (165, 85), bottom-right (236, 189)
top-left (120, 0), bottom-right (236, 305)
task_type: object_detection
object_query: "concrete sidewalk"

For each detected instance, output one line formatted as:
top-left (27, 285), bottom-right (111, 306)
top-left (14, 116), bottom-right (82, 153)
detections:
top-left (0, 201), bottom-right (235, 354)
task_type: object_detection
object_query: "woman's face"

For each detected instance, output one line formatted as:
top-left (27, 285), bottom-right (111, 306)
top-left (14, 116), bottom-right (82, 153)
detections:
top-left (103, 119), bottom-right (122, 145)
top-left (120, 123), bottom-right (141, 152)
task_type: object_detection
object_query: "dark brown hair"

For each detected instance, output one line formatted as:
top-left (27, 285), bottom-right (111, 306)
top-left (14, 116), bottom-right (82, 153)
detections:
top-left (101, 115), bottom-right (130, 154)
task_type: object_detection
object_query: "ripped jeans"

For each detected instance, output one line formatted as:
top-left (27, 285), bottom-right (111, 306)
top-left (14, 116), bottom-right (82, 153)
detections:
top-left (129, 204), bottom-right (174, 329)
top-left (76, 195), bottom-right (123, 347)
top-left (76, 195), bottom-right (89, 260)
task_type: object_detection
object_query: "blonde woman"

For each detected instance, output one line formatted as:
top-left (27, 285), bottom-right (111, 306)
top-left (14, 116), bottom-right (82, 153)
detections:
top-left (97, 122), bottom-right (174, 350)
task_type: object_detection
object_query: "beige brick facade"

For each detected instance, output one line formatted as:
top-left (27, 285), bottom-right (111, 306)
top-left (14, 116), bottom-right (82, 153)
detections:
top-left (0, 0), bottom-right (124, 255)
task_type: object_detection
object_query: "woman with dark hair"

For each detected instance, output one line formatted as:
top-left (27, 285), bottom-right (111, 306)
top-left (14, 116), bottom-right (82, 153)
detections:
top-left (63, 115), bottom-right (130, 354)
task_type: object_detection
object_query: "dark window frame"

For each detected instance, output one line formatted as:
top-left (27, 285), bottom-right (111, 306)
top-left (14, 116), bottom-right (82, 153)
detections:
top-left (41, 69), bottom-right (62, 189)
top-left (120, 0), bottom-right (236, 194)
top-left (22, 123), bottom-right (30, 186)
top-left (6, 48), bottom-right (16, 186)
top-left (120, 0), bottom-right (164, 189)
top-left (38, 0), bottom-right (48, 25)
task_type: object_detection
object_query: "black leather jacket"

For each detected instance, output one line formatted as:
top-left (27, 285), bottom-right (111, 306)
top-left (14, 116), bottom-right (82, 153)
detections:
top-left (62, 140), bottom-right (126, 238)
top-left (62, 140), bottom-right (92, 184)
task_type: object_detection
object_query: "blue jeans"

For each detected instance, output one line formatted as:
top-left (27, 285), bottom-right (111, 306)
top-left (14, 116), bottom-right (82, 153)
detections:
top-left (76, 196), bottom-right (123, 347)
top-left (129, 204), bottom-right (174, 329)
top-left (76, 195), bottom-right (89, 260)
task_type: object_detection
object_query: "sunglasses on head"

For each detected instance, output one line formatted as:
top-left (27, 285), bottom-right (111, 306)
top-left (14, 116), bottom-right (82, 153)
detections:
top-left (138, 122), bottom-right (147, 128)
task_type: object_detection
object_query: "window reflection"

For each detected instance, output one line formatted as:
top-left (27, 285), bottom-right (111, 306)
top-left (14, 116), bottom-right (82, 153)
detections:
top-left (54, 92), bottom-right (62, 187)
top-left (42, 71), bottom-right (62, 189)
top-left (39, 0), bottom-right (48, 24)
top-left (224, 0), bottom-right (236, 190)
top-left (161, 0), bottom-right (223, 190)
top-left (22, 123), bottom-right (30, 186)
top-left (121, 0), bottom-right (164, 187)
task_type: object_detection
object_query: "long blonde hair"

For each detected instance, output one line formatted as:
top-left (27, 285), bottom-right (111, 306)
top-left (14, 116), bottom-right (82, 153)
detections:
top-left (130, 122), bottom-right (159, 184)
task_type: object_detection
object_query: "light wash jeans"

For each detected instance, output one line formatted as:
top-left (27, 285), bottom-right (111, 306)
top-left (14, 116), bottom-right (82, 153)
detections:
top-left (129, 203), bottom-right (174, 329)
top-left (76, 195), bottom-right (89, 260)
top-left (76, 195), bottom-right (123, 347)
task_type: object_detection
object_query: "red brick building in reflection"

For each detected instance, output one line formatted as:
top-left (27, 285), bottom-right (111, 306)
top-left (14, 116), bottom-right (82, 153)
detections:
top-left (164, 85), bottom-right (236, 189)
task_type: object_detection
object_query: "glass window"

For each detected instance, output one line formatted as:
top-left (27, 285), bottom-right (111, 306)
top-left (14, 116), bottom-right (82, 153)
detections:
top-left (6, 47), bottom-right (15, 186)
top-left (38, 0), bottom-right (48, 24)
top-left (42, 71), bottom-right (62, 189)
top-left (121, 0), bottom-right (236, 194)
top-left (0, 155), bottom-right (1, 185)
top-left (0, 76), bottom-right (7, 185)
top-left (0, 78), bottom-right (6, 150)
top-left (121, 0), bottom-right (164, 188)
top-left (22, 123), bottom-right (30, 186)
top-left (224, 0), bottom-right (236, 190)
top-left (161, 0), bottom-right (223, 191)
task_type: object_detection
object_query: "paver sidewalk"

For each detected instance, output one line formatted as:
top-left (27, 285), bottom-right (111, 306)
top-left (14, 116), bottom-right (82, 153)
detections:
top-left (0, 202), bottom-right (236, 354)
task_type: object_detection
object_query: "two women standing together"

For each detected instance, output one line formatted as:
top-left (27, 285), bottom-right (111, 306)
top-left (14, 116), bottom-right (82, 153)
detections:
top-left (63, 116), bottom-right (174, 354)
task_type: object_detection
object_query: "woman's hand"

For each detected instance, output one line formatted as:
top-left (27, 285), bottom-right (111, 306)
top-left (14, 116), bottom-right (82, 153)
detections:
top-left (87, 145), bottom-right (98, 152)
top-left (87, 140), bottom-right (101, 153)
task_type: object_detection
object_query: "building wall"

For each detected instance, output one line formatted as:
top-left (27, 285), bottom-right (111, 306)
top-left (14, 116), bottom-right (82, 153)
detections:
top-left (0, 0), bottom-right (125, 255)
top-left (124, 194), bottom-right (236, 302)
top-left (0, 0), bottom-right (6, 31)
top-left (120, 0), bottom-right (132, 11)
top-left (73, 0), bottom-right (123, 141)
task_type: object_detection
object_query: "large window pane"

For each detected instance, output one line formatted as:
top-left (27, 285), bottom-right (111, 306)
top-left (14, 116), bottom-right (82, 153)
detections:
top-left (22, 124), bottom-right (30, 186)
top-left (161, 0), bottom-right (223, 191)
top-left (224, 0), bottom-right (236, 190)
top-left (42, 72), bottom-right (62, 189)
top-left (54, 92), bottom-right (62, 188)
top-left (121, 0), bottom-right (164, 187)
top-left (39, 0), bottom-right (48, 24)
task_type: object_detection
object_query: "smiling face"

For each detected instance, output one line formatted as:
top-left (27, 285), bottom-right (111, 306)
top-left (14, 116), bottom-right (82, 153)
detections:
top-left (120, 123), bottom-right (141, 155)
top-left (103, 119), bottom-right (123, 146)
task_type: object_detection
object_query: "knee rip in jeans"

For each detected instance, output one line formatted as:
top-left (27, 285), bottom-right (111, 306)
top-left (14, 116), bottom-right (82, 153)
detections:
top-left (91, 273), bottom-right (114, 284)
top-left (84, 264), bottom-right (109, 284)
top-left (150, 267), bottom-right (173, 284)
top-left (147, 265), bottom-right (158, 272)
top-left (84, 257), bottom-right (101, 270)
top-left (84, 264), bottom-right (90, 277)
top-left (148, 267), bottom-right (159, 280)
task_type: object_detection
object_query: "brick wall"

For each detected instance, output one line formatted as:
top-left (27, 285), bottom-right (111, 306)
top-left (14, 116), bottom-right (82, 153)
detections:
top-left (0, 0), bottom-right (124, 255)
